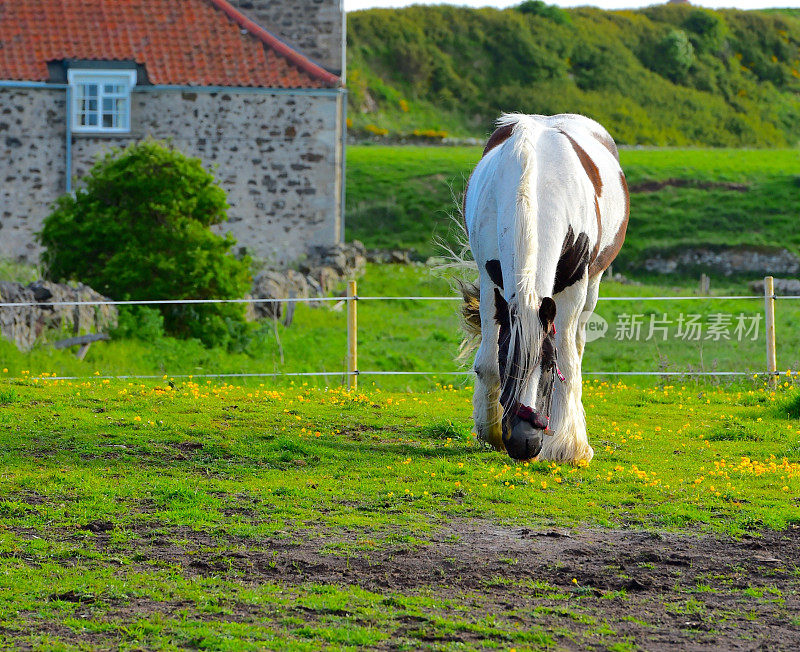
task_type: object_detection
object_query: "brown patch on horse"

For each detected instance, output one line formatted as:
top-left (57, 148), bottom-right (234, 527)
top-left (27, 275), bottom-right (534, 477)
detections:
top-left (494, 288), bottom-right (512, 386)
top-left (591, 196), bottom-right (602, 264)
top-left (485, 260), bottom-right (504, 289)
top-left (483, 123), bottom-right (515, 157)
top-left (559, 130), bottom-right (603, 198)
top-left (464, 122), bottom-right (519, 231)
top-left (592, 131), bottom-right (619, 162)
top-left (589, 171), bottom-right (629, 277)
top-left (553, 226), bottom-right (591, 295)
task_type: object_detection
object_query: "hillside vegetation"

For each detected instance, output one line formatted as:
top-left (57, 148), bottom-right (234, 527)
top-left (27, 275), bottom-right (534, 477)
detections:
top-left (347, 3), bottom-right (800, 146)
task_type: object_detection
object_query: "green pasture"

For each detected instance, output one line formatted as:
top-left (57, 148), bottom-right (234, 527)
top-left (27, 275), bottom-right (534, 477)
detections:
top-left (2, 263), bottom-right (800, 384)
top-left (1, 263), bottom-right (799, 386)
top-left (345, 145), bottom-right (800, 267)
top-left (0, 377), bottom-right (799, 647)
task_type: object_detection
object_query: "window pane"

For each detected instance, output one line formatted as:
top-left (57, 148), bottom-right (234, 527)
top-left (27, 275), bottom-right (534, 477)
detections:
top-left (71, 75), bottom-right (132, 130)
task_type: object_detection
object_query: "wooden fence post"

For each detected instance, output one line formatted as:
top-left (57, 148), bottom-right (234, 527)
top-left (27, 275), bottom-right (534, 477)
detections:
top-left (699, 273), bottom-right (710, 295)
top-left (347, 280), bottom-right (358, 390)
top-left (764, 276), bottom-right (777, 389)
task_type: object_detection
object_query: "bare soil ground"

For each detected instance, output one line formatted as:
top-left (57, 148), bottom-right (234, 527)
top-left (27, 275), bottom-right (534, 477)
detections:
top-left (17, 520), bottom-right (799, 650)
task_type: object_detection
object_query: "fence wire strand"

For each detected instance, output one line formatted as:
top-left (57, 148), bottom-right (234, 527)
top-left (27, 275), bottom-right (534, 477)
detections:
top-left (3, 293), bottom-right (790, 309)
top-left (3, 291), bottom-right (795, 382)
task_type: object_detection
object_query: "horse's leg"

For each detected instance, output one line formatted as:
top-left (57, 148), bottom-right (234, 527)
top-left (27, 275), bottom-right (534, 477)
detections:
top-left (576, 273), bottom-right (602, 359)
top-left (539, 272), bottom-right (593, 463)
top-left (472, 277), bottom-right (504, 451)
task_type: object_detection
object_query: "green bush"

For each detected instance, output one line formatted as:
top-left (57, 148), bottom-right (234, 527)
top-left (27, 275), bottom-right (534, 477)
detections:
top-left (682, 8), bottom-right (728, 54)
top-left (650, 29), bottom-right (695, 82)
top-left (38, 141), bottom-right (251, 348)
top-left (516, 1), bottom-right (570, 25)
top-left (112, 306), bottom-right (165, 341)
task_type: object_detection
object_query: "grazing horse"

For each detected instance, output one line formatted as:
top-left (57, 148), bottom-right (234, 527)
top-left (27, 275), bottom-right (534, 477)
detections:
top-left (461, 113), bottom-right (628, 463)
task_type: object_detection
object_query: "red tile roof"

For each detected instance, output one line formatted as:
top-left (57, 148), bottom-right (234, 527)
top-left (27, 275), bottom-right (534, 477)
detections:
top-left (0, 0), bottom-right (340, 88)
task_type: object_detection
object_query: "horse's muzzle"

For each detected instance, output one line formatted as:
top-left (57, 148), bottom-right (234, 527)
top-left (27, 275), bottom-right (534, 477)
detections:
top-left (504, 416), bottom-right (544, 461)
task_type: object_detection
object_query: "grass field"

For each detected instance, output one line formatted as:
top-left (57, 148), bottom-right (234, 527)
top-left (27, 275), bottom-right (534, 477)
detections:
top-left (1, 376), bottom-right (800, 648)
top-left (5, 143), bottom-right (800, 647)
top-left (4, 146), bottom-right (799, 385)
top-left (3, 263), bottom-right (799, 388)
top-left (346, 146), bottom-right (800, 268)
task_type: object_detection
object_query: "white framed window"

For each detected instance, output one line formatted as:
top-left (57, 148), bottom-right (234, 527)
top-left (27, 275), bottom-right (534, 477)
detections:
top-left (68, 70), bottom-right (137, 133)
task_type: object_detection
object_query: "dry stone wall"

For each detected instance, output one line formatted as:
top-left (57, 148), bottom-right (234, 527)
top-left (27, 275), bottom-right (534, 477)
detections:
top-left (0, 87), bottom-right (343, 267)
top-left (643, 247), bottom-right (800, 276)
top-left (248, 240), bottom-right (366, 320)
top-left (0, 280), bottom-right (117, 352)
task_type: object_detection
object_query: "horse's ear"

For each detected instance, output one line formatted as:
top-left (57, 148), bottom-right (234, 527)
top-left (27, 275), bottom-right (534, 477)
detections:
top-left (539, 297), bottom-right (556, 333)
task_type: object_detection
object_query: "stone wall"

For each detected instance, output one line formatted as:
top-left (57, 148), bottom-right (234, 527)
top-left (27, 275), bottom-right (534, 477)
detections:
top-left (643, 247), bottom-right (800, 276)
top-left (229, 0), bottom-right (344, 75)
top-left (0, 86), bottom-right (343, 267)
top-left (0, 280), bottom-right (117, 352)
top-left (0, 88), bottom-right (68, 261)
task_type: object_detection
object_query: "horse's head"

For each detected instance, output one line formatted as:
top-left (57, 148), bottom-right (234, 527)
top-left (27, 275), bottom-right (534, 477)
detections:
top-left (496, 294), bottom-right (560, 460)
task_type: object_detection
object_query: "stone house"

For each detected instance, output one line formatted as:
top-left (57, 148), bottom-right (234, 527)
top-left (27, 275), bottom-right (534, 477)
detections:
top-left (0, 0), bottom-right (345, 266)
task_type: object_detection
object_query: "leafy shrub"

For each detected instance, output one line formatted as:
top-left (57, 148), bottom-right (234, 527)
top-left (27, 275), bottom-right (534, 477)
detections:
top-left (365, 124), bottom-right (389, 136)
top-left (112, 306), bottom-right (165, 341)
top-left (682, 9), bottom-right (728, 54)
top-left (38, 140), bottom-right (251, 348)
top-left (650, 29), bottom-right (695, 82)
top-left (412, 128), bottom-right (449, 139)
top-left (517, 1), bottom-right (570, 25)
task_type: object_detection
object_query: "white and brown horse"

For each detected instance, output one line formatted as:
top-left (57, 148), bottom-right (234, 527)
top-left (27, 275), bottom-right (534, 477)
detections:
top-left (461, 113), bottom-right (628, 462)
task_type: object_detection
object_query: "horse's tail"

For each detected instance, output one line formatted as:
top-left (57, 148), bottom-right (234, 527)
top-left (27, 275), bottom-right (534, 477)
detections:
top-left (496, 114), bottom-right (545, 418)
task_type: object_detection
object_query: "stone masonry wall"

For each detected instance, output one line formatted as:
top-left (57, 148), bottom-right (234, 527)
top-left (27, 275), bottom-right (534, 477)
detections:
top-left (0, 86), bottom-right (343, 267)
top-left (229, 0), bottom-right (344, 75)
top-left (0, 88), bottom-right (68, 262)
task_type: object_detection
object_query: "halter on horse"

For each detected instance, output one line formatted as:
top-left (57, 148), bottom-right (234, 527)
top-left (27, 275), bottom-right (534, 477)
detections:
top-left (462, 113), bottom-right (628, 463)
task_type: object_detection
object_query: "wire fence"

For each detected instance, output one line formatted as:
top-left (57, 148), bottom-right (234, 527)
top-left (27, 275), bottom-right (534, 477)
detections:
top-left (2, 276), bottom-right (795, 385)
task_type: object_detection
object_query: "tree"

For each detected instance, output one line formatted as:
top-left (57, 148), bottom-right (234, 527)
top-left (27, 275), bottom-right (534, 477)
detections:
top-left (651, 29), bottom-right (695, 82)
top-left (516, 1), bottom-right (570, 25)
top-left (39, 140), bottom-right (251, 348)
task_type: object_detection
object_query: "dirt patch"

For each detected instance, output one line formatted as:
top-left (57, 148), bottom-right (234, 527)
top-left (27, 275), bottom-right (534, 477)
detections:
top-left (630, 178), bottom-right (749, 193)
top-left (54, 520), bottom-right (798, 649)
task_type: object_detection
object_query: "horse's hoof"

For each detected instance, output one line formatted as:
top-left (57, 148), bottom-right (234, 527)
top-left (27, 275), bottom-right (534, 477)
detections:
top-left (504, 419), bottom-right (543, 461)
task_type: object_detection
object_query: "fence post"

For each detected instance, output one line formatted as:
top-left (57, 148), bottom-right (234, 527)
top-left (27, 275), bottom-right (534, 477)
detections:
top-left (347, 280), bottom-right (358, 390)
top-left (764, 275), bottom-right (777, 389)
